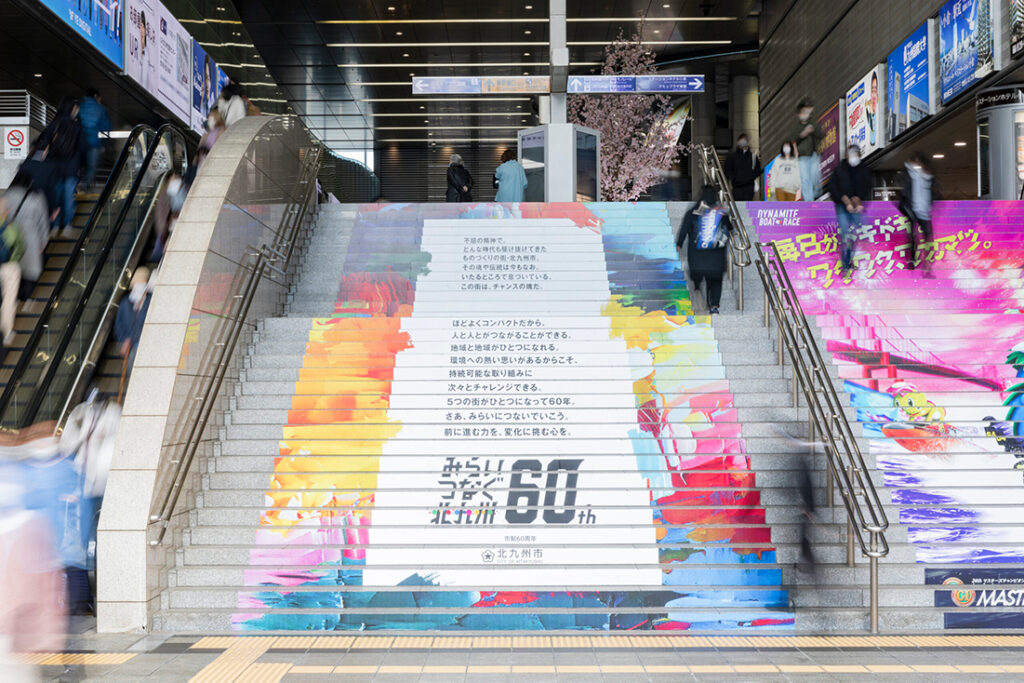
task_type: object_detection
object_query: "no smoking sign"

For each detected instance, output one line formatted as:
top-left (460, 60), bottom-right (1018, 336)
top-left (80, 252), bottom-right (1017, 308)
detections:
top-left (5, 127), bottom-right (27, 160)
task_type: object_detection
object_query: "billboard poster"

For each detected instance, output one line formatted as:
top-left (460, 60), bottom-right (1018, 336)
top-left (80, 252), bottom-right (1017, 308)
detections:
top-left (125, 1), bottom-right (157, 96)
top-left (887, 24), bottom-right (931, 140)
top-left (939, 0), bottom-right (994, 103)
top-left (1013, 0), bottom-right (1024, 60)
top-left (928, 568), bottom-right (1024, 629)
top-left (191, 41), bottom-right (224, 134)
top-left (816, 102), bottom-right (841, 188)
top-left (845, 65), bottom-right (886, 156)
top-left (39, 0), bottom-right (124, 68)
top-left (126, 0), bottom-right (191, 123)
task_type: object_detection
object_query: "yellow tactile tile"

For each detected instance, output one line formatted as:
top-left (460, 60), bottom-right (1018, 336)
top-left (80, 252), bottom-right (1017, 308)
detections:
top-left (733, 665), bottom-right (780, 673)
top-left (957, 665), bottom-right (1004, 673)
top-left (310, 636), bottom-right (353, 650)
top-left (511, 636), bottom-right (550, 649)
top-left (644, 665), bottom-right (690, 673)
top-left (601, 665), bottom-right (646, 673)
top-left (777, 665), bottom-right (825, 673)
top-left (822, 665), bottom-right (869, 673)
top-left (431, 637), bottom-right (474, 649)
top-left (289, 666), bottom-right (335, 674)
top-left (349, 636), bottom-right (393, 649)
top-left (38, 653), bottom-right (135, 666)
top-left (591, 635), bottom-right (634, 648)
top-left (191, 636), bottom-right (239, 650)
top-left (467, 665), bottom-right (512, 673)
top-left (378, 665), bottom-right (422, 673)
top-left (190, 638), bottom-right (274, 683)
top-left (550, 635), bottom-right (590, 648)
top-left (471, 636), bottom-right (511, 649)
top-left (912, 665), bottom-right (959, 673)
top-left (557, 665), bottom-right (601, 673)
top-left (333, 665), bottom-right (378, 674)
top-left (866, 665), bottom-right (914, 673)
top-left (391, 636), bottom-right (433, 649)
top-left (422, 665), bottom-right (467, 674)
top-left (689, 665), bottom-right (733, 673)
top-left (238, 662), bottom-right (291, 683)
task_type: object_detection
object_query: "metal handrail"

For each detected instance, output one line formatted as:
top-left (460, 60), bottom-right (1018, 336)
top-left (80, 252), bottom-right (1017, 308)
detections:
top-left (686, 143), bottom-right (753, 311)
top-left (0, 122), bottom-right (157, 421)
top-left (147, 144), bottom-right (322, 546)
top-left (690, 149), bottom-right (890, 633)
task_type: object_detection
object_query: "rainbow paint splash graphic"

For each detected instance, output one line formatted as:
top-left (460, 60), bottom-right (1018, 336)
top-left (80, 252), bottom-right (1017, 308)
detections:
top-left (234, 202), bottom-right (792, 631)
top-left (752, 200), bottom-right (1024, 629)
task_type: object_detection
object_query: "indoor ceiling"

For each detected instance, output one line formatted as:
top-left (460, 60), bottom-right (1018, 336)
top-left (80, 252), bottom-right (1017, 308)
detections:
top-left (231, 0), bottom-right (759, 154)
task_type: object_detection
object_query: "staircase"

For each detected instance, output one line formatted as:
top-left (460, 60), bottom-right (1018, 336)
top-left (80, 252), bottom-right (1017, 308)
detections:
top-left (747, 200), bottom-right (1024, 632)
top-left (154, 202), bottom-right (797, 633)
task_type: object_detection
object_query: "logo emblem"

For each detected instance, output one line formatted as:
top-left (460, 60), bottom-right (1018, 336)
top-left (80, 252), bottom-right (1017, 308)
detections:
top-left (944, 577), bottom-right (975, 607)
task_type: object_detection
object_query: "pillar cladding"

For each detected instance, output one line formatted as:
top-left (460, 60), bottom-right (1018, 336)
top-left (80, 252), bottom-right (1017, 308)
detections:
top-left (689, 89), bottom-right (716, 198)
top-left (731, 75), bottom-right (760, 153)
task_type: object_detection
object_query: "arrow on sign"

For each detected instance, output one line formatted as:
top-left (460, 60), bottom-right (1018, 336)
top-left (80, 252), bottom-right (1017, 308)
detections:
top-left (414, 79), bottom-right (429, 93)
top-left (568, 78), bottom-right (583, 93)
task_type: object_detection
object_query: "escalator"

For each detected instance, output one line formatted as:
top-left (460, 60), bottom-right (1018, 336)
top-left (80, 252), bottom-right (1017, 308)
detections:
top-left (0, 123), bottom-right (190, 430)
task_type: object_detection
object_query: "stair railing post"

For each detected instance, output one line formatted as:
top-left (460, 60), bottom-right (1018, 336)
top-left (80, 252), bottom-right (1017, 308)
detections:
top-left (763, 286), bottom-right (769, 327)
top-left (847, 494), bottom-right (856, 567)
top-left (737, 262), bottom-right (744, 312)
top-left (870, 533), bottom-right (880, 634)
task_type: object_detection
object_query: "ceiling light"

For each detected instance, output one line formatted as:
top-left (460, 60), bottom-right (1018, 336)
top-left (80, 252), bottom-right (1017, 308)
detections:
top-left (403, 52), bottom-right (410, 57)
top-left (33, 73), bottom-right (42, 77)
top-left (387, 5), bottom-right (396, 10)
top-left (419, 105), bottom-right (425, 109)
top-left (933, 153), bottom-right (945, 159)
top-left (396, 31), bottom-right (403, 36)
top-left (525, 30), bottom-right (532, 34)
top-left (409, 72), bottom-right (415, 76)
top-left (653, 29), bottom-right (661, 34)
top-left (523, 71), bottom-right (529, 75)
top-left (954, 141), bottom-right (967, 147)
top-left (524, 51), bottom-right (531, 56)
top-left (424, 119), bottom-right (429, 123)
top-left (663, 2), bottom-right (671, 6)
top-left (516, 105), bottom-right (522, 108)
top-left (525, 4), bottom-right (533, 8)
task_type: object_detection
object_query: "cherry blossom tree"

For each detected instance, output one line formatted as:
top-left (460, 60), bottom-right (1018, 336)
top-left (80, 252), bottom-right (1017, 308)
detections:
top-left (568, 29), bottom-right (683, 201)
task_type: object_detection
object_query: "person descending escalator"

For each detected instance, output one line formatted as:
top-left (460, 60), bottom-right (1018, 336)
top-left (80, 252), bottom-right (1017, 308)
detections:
top-left (37, 97), bottom-right (88, 234)
top-left (676, 185), bottom-right (732, 315)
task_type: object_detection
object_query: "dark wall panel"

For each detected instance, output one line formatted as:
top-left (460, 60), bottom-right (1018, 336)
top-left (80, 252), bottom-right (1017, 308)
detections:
top-left (377, 144), bottom-right (508, 203)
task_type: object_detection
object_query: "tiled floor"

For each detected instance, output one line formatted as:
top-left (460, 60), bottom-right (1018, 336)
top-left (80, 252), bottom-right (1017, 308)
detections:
top-left (23, 628), bottom-right (1024, 681)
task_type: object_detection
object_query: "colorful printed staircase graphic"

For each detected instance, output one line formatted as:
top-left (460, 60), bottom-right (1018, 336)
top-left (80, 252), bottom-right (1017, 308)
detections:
top-left (159, 203), bottom-right (793, 632)
top-left (751, 201), bottom-right (1024, 631)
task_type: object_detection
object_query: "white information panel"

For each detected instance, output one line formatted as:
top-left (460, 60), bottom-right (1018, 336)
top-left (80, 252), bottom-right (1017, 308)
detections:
top-left (366, 219), bottom-right (660, 587)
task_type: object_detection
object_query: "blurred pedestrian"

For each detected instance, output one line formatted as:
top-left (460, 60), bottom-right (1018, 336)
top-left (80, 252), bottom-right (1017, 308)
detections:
top-left (899, 151), bottom-right (937, 276)
top-left (77, 87), bottom-right (111, 191)
top-left (446, 154), bottom-right (473, 202)
top-left (724, 133), bottom-right (762, 201)
top-left (790, 100), bottom-right (823, 201)
top-left (0, 193), bottom-right (27, 348)
top-left (151, 173), bottom-right (186, 261)
top-left (676, 185), bottom-right (732, 314)
top-left (37, 96), bottom-right (87, 233)
top-left (17, 139), bottom-right (60, 216)
top-left (217, 81), bottom-right (248, 127)
top-left (767, 141), bottom-right (802, 201)
top-left (494, 149), bottom-right (527, 202)
top-left (827, 143), bottom-right (871, 277)
top-left (4, 174), bottom-right (50, 303)
top-left (114, 266), bottom-right (153, 380)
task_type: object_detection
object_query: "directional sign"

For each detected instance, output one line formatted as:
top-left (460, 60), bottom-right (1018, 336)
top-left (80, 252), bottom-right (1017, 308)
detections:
top-left (412, 77), bottom-right (482, 94)
top-left (634, 75), bottom-right (705, 93)
top-left (566, 76), bottom-right (636, 94)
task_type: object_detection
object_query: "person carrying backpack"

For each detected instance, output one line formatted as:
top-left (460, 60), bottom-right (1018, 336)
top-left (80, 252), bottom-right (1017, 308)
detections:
top-left (677, 185), bottom-right (732, 314)
top-left (0, 193), bottom-right (28, 347)
top-left (37, 97), bottom-right (87, 232)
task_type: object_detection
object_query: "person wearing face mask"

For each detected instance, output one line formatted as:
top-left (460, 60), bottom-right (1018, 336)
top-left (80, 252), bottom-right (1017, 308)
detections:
top-left (898, 151), bottom-right (938, 275)
top-left (827, 144), bottom-right (872, 276)
top-left (114, 267), bottom-right (154, 380)
top-left (723, 134), bottom-right (761, 201)
top-left (767, 142), bottom-right (802, 201)
top-left (790, 100), bottom-right (824, 202)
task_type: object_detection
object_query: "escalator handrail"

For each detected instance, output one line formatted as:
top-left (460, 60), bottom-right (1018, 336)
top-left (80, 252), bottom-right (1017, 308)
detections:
top-left (0, 124), bottom-right (187, 427)
top-left (0, 124), bottom-right (155, 419)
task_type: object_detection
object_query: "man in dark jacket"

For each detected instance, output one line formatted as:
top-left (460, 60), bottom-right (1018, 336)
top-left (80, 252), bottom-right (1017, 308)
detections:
top-left (446, 154), bottom-right (473, 202)
top-left (36, 97), bottom-right (88, 231)
top-left (676, 185), bottom-right (732, 314)
top-left (827, 144), bottom-right (872, 275)
top-left (898, 151), bottom-right (937, 275)
top-left (723, 134), bottom-right (762, 201)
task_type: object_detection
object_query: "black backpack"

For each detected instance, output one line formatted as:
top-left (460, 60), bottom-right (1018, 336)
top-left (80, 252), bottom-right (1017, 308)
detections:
top-left (48, 118), bottom-right (80, 160)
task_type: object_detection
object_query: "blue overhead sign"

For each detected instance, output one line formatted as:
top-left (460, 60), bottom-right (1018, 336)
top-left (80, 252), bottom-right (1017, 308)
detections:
top-left (567, 76), bottom-right (636, 93)
top-left (634, 75), bottom-right (705, 93)
top-left (412, 77), bottom-right (482, 94)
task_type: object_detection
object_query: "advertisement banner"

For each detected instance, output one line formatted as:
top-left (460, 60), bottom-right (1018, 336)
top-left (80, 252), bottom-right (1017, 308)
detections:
top-left (887, 24), bottom-right (931, 140)
top-left (125, 0), bottom-right (191, 124)
top-left (939, 0), bottom-right (994, 103)
top-left (845, 65), bottom-right (886, 156)
top-left (928, 568), bottom-right (1024, 629)
top-left (39, 0), bottom-right (124, 68)
top-left (817, 102), bottom-right (841, 187)
top-left (1013, 0), bottom-right (1024, 60)
top-left (191, 41), bottom-right (226, 134)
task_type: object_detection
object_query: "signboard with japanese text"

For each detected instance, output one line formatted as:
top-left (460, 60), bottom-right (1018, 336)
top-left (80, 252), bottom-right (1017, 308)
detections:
top-left (887, 23), bottom-right (931, 140)
top-left (939, 0), bottom-right (994, 103)
top-left (39, 0), bottom-right (124, 68)
top-left (191, 41), bottom-right (227, 134)
top-left (845, 65), bottom-right (886, 156)
top-left (1013, 0), bottom-right (1024, 59)
top-left (4, 127), bottom-right (27, 160)
top-left (125, 0), bottom-right (191, 123)
top-left (817, 102), bottom-right (842, 187)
